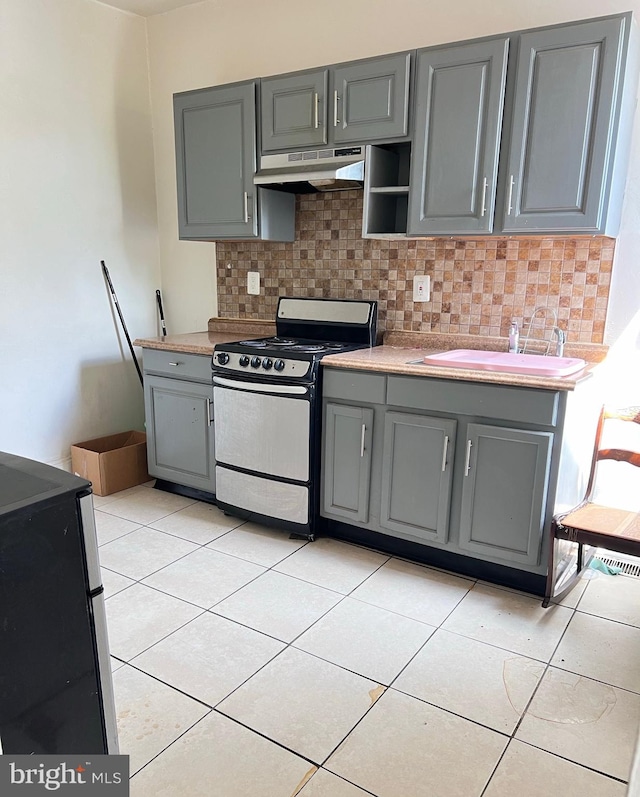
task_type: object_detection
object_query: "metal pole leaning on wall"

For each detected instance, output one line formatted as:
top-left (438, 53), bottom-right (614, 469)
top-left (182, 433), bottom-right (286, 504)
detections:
top-left (156, 289), bottom-right (168, 337)
top-left (101, 260), bottom-right (143, 387)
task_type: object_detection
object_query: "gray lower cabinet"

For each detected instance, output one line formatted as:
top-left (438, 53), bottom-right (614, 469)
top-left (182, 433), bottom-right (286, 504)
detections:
top-left (459, 423), bottom-right (553, 565)
top-left (500, 15), bottom-right (632, 234)
top-left (260, 53), bottom-right (411, 153)
top-left (408, 38), bottom-right (509, 235)
top-left (323, 403), bottom-right (374, 523)
top-left (380, 412), bottom-right (456, 543)
top-left (321, 368), bottom-right (568, 576)
top-left (143, 351), bottom-right (215, 494)
top-left (174, 81), bottom-right (294, 241)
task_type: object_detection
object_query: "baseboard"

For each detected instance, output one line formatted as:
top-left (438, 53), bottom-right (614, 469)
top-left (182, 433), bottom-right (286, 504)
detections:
top-left (47, 455), bottom-right (72, 473)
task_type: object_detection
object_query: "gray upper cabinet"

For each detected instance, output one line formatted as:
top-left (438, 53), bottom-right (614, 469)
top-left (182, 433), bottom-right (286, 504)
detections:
top-left (332, 53), bottom-right (411, 145)
top-left (260, 53), bottom-right (411, 153)
top-left (260, 70), bottom-right (329, 152)
top-left (323, 402), bottom-right (374, 524)
top-left (174, 81), bottom-right (294, 241)
top-left (459, 424), bottom-right (553, 566)
top-left (408, 38), bottom-right (509, 235)
top-left (174, 13), bottom-right (636, 240)
top-left (404, 12), bottom-right (636, 237)
top-left (500, 15), bottom-right (630, 234)
top-left (380, 412), bottom-right (456, 543)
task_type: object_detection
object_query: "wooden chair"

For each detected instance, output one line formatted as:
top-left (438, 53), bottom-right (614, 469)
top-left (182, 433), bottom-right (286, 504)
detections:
top-left (543, 405), bottom-right (640, 607)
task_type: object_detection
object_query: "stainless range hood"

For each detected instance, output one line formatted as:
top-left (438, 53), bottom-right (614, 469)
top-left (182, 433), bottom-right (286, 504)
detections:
top-left (253, 146), bottom-right (365, 193)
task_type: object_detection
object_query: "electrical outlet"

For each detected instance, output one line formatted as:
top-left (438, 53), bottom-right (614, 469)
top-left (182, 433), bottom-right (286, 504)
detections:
top-left (247, 271), bottom-right (260, 295)
top-left (413, 275), bottom-right (431, 302)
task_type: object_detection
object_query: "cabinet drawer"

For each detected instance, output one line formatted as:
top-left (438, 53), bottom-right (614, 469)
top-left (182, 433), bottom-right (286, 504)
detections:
top-left (387, 375), bottom-right (558, 426)
top-left (322, 369), bottom-right (386, 404)
top-left (142, 349), bottom-right (212, 382)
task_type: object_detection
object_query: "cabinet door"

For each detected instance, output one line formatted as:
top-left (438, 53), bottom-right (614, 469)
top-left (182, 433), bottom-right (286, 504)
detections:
top-left (174, 82), bottom-right (258, 239)
top-left (261, 70), bottom-right (328, 152)
top-left (408, 38), bottom-right (509, 235)
top-left (323, 403), bottom-right (373, 523)
top-left (380, 412), bottom-right (456, 543)
top-left (459, 424), bottom-right (553, 565)
top-left (144, 375), bottom-right (215, 494)
top-left (501, 16), bottom-right (625, 233)
top-left (332, 53), bottom-right (411, 145)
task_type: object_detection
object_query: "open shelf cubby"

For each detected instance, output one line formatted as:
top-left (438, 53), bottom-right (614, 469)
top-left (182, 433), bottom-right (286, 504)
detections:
top-left (363, 143), bottom-right (411, 237)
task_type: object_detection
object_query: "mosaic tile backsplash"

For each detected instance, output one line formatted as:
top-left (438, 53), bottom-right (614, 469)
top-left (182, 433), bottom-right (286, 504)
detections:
top-left (216, 191), bottom-right (614, 343)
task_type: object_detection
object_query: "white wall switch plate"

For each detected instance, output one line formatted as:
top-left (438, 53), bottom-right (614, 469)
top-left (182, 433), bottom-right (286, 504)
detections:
top-left (247, 271), bottom-right (260, 295)
top-left (413, 275), bottom-right (431, 302)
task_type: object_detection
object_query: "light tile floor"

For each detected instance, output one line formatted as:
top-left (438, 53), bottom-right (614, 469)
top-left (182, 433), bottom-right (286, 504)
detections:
top-left (97, 482), bottom-right (639, 796)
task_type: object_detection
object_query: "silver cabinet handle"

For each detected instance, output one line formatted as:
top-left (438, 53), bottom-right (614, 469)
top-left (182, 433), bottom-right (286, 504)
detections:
top-left (168, 361), bottom-right (181, 367)
top-left (313, 92), bottom-right (319, 129)
top-left (333, 90), bottom-right (340, 126)
top-left (360, 423), bottom-right (366, 458)
top-left (480, 177), bottom-right (488, 217)
top-left (441, 435), bottom-right (449, 472)
top-left (507, 175), bottom-right (515, 215)
top-left (206, 397), bottom-right (213, 427)
top-left (243, 191), bottom-right (249, 223)
top-left (464, 440), bottom-right (473, 476)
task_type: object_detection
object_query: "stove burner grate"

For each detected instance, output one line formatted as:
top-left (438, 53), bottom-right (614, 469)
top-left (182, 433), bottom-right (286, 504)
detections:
top-left (237, 337), bottom-right (298, 349)
top-left (289, 344), bottom-right (326, 352)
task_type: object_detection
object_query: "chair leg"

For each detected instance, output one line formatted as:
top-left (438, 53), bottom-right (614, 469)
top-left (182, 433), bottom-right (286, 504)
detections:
top-left (577, 540), bottom-right (583, 571)
top-left (548, 566), bottom-right (584, 606)
top-left (543, 527), bottom-right (588, 608)
top-left (542, 522), bottom-right (558, 608)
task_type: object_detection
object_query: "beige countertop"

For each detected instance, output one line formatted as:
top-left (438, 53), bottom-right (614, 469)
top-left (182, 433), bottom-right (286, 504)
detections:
top-left (321, 344), bottom-right (600, 391)
top-left (133, 318), bottom-right (276, 355)
top-left (134, 320), bottom-right (606, 391)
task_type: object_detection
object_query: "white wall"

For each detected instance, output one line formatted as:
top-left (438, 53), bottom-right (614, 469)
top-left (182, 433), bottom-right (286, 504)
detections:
top-left (147, 0), bottom-right (640, 347)
top-left (0, 0), bottom-right (160, 466)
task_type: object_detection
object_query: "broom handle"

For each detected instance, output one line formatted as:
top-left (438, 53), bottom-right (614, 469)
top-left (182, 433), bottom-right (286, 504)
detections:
top-left (101, 260), bottom-right (143, 387)
top-left (156, 289), bottom-right (167, 336)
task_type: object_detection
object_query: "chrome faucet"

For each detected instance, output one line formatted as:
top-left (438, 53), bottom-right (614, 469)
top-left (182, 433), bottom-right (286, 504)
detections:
top-left (508, 320), bottom-right (520, 353)
top-left (553, 327), bottom-right (566, 357)
top-left (520, 306), bottom-right (567, 356)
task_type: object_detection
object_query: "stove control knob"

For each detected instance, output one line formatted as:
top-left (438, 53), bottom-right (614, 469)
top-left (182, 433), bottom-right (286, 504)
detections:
top-left (239, 355), bottom-right (250, 367)
top-left (274, 359), bottom-right (285, 372)
top-left (217, 352), bottom-right (230, 365)
top-left (250, 356), bottom-right (262, 368)
top-left (262, 358), bottom-right (273, 370)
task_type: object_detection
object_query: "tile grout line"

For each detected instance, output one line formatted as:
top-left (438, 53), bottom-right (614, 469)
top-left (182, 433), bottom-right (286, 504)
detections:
top-left (473, 611), bottom-right (628, 791)
top-left (382, 579), bottom-right (478, 692)
top-left (506, 738), bottom-right (630, 785)
top-left (112, 606), bottom-right (209, 664)
top-left (501, 596), bottom-right (640, 782)
top-left (127, 707), bottom-right (215, 782)
top-left (502, 602), bottom-right (576, 742)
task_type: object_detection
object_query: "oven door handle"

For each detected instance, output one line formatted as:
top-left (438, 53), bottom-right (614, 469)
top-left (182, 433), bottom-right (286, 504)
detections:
top-left (213, 375), bottom-right (309, 396)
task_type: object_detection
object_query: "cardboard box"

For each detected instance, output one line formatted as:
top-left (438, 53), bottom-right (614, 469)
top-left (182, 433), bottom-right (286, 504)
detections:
top-left (71, 431), bottom-right (149, 496)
